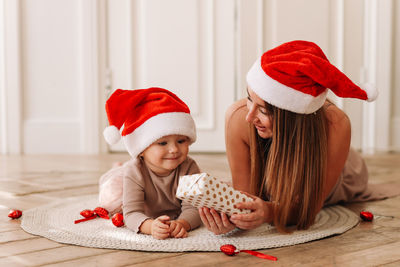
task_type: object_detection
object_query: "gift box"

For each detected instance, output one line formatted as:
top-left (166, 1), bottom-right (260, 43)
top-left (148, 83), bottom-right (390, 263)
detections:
top-left (176, 173), bottom-right (253, 216)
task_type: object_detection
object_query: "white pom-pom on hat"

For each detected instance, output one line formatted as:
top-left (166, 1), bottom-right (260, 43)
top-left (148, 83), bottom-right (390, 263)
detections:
top-left (362, 83), bottom-right (379, 102)
top-left (103, 125), bottom-right (121, 145)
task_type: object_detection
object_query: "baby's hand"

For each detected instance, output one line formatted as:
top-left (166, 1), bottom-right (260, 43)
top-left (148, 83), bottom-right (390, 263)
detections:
top-left (169, 220), bottom-right (188, 238)
top-left (151, 215), bottom-right (170, 240)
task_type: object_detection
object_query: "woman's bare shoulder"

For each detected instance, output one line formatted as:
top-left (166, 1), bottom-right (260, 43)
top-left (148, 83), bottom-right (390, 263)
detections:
top-left (225, 98), bottom-right (247, 119)
top-left (225, 98), bottom-right (249, 144)
top-left (225, 99), bottom-right (252, 191)
top-left (324, 102), bottom-right (350, 128)
top-left (324, 102), bottom-right (351, 148)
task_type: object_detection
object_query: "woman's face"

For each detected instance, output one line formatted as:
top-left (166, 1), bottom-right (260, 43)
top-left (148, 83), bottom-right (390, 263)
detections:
top-left (246, 87), bottom-right (273, 139)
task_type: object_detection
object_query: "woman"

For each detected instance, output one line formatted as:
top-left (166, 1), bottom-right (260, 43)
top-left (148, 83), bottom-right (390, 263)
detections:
top-left (199, 40), bottom-right (378, 234)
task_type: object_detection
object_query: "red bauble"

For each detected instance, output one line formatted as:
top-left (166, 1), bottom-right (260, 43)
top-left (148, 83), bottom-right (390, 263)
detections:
top-left (220, 244), bottom-right (239, 256)
top-left (94, 207), bottom-right (110, 219)
top-left (220, 244), bottom-right (277, 261)
top-left (80, 209), bottom-right (95, 218)
top-left (360, 211), bottom-right (374, 221)
top-left (112, 213), bottom-right (124, 227)
top-left (8, 209), bottom-right (22, 219)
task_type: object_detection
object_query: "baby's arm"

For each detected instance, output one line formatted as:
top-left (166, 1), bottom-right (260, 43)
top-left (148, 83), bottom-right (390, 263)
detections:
top-left (123, 166), bottom-right (155, 233)
top-left (169, 219), bottom-right (190, 238)
top-left (139, 215), bottom-right (171, 240)
top-left (176, 158), bottom-right (202, 231)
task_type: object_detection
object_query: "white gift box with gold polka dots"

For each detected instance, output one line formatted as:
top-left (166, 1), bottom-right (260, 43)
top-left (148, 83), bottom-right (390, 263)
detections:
top-left (176, 173), bottom-right (253, 216)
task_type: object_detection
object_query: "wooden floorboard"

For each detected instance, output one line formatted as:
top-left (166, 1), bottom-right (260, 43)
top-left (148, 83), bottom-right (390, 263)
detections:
top-left (1, 152), bottom-right (400, 266)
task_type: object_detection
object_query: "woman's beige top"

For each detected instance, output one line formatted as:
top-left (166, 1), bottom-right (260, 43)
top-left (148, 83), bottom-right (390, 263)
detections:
top-left (123, 156), bottom-right (202, 233)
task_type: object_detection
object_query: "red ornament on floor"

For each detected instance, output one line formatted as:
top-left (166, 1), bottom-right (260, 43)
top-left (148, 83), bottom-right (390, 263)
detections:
top-left (94, 207), bottom-right (110, 219)
top-left (80, 209), bottom-right (95, 218)
top-left (360, 211), bottom-right (374, 221)
top-left (75, 207), bottom-right (109, 224)
top-left (8, 209), bottom-right (22, 219)
top-left (112, 213), bottom-right (124, 227)
top-left (220, 244), bottom-right (238, 256)
top-left (220, 244), bottom-right (277, 261)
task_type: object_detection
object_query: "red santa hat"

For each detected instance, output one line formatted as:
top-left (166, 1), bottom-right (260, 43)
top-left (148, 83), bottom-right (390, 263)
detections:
top-left (103, 87), bottom-right (196, 158)
top-left (246, 40), bottom-right (378, 114)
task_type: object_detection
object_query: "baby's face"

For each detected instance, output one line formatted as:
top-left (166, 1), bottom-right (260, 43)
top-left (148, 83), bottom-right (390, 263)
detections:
top-left (141, 135), bottom-right (190, 176)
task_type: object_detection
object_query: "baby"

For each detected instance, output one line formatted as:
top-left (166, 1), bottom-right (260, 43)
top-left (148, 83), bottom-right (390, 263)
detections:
top-left (99, 87), bottom-right (201, 239)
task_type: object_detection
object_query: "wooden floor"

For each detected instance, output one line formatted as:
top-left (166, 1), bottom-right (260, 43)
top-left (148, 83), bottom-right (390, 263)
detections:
top-left (1, 152), bottom-right (400, 266)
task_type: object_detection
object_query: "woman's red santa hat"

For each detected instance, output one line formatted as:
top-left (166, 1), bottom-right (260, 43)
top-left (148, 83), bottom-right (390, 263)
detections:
top-left (103, 87), bottom-right (196, 158)
top-left (246, 40), bottom-right (378, 114)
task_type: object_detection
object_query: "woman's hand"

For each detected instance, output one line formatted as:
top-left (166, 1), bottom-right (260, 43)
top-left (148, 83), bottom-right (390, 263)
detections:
top-left (169, 220), bottom-right (188, 238)
top-left (151, 215), bottom-right (171, 240)
top-left (230, 192), bottom-right (272, 230)
top-left (199, 207), bottom-right (236, 235)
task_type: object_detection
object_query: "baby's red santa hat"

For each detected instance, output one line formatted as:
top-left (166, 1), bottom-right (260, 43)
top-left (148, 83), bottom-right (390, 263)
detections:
top-left (103, 87), bottom-right (196, 158)
top-left (246, 40), bottom-right (378, 114)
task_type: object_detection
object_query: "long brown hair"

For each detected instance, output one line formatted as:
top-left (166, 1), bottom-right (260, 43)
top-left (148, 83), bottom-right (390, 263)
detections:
top-left (249, 102), bottom-right (327, 233)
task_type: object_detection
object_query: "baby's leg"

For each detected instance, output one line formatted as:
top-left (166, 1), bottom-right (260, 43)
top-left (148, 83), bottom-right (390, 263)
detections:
top-left (98, 165), bottom-right (124, 214)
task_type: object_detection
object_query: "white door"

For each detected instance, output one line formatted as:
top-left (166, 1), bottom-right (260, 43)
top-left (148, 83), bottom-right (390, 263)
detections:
top-left (105, 0), bottom-right (235, 152)
top-left (234, 0), bottom-right (394, 153)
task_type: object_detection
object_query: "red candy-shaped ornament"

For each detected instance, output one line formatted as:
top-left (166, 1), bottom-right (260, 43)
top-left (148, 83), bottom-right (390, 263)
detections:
top-left (94, 207), bottom-right (109, 219)
top-left (360, 211), bottom-right (374, 221)
top-left (8, 209), bottom-right (22, 219)
top-left (80, 209), bottom-right (95, 218)
top-left (75, 207), bottom-right (109, 224)
top-left (112, 213), bottom-right (124, 227)
top-left (220, 244), bottom-right (277, 261)
top-left (220, 244), bottom-right (239, 256)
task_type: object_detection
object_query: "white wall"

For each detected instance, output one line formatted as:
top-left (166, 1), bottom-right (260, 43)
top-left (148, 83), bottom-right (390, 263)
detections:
top-left (0, 0), bottom-right (399, 154)
top-left (393, 0), bottom-right (400, 151)
top-left (0, 0), bottom-right (104, 154)
top-left (22, 0), bottom-right (81, 153)
top-left (0, 0), bottom-right (5, 154)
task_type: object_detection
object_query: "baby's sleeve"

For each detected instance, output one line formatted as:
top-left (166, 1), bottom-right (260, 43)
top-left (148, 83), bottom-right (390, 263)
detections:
top-left (122, 166), bottom-right (150, 233)
top-left (177, 158), bottom-right (202, 230)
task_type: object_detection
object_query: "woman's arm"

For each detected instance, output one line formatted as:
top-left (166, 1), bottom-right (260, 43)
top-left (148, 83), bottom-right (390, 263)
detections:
top-left (225, 99), bottom-right (252, 192)
top-left (225, 99), bottom-right (278, 229)
top-left (199, 100), bottom-right (253, 235)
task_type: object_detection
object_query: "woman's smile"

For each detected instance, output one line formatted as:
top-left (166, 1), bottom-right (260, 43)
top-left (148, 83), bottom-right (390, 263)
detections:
top-left (255, 125), bottom-right (266, 131)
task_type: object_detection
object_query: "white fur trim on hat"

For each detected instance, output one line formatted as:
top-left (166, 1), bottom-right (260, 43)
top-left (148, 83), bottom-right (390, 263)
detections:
top-left (362, 83), bottom-right (378, 102)
top-left (246, 58), bottom-right (327, 114)
top-left (103, 125), bottom-right (121, 145)
top-left (123, 112), bottom-right (196, 158)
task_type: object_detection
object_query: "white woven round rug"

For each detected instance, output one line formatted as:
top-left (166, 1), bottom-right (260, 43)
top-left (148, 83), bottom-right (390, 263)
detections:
top-left (21, 195), bottom-right (359, 252)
